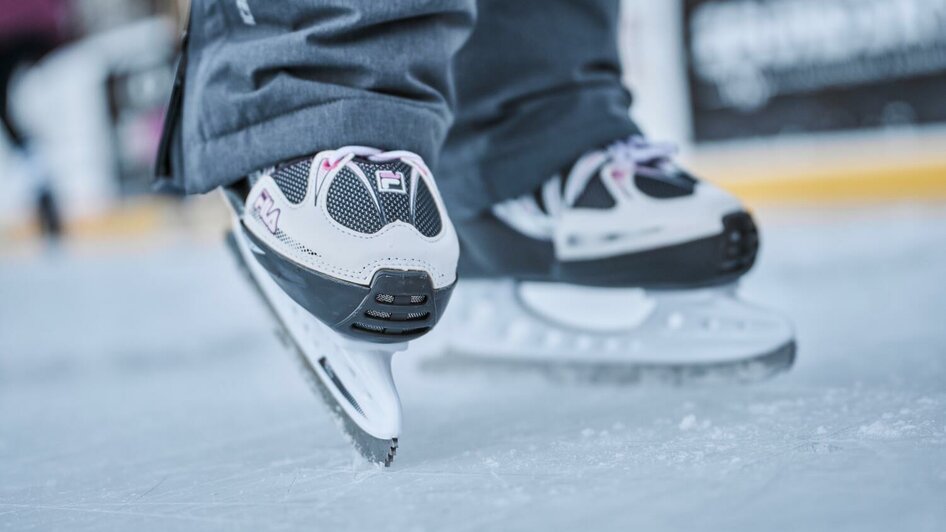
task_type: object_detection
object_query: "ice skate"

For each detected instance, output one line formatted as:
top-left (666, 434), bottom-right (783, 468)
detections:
top-left (438, 136), bottom-right (795, 381)
top-left (225, 146), bottom-right (458, 465)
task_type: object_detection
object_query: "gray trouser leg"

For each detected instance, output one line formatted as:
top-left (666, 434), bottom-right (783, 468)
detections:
top-left (167, 0), bottom-right (475, 194)
top-left (439, 0), bottom-right (639, 219)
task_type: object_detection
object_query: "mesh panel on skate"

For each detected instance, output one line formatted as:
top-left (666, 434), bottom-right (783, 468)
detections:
top-left (249, 209), bottom-right (320, 256)
top-left (364, 309), bottom-right (430, 322)
top-left (274, 227), bottom-right (320, 257)
top-left (353, 322), bottom-right (384, 333)
top-left (271, 159), bottom-right (311, 204)
top-left (355, 159), bottom-right (414, 226)
top-left (326, 168), bottom-right (384, 234)
top-left (413, 179), bottom-right (442, 237)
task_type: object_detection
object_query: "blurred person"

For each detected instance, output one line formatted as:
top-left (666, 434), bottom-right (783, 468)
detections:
top-left (0, 0), bottom-right (73, 238)
top-left (156, 0), bottom-right (795, 466)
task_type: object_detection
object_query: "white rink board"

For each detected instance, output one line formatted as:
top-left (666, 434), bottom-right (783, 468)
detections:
top-left (2, 205), bottom-right (945, 532)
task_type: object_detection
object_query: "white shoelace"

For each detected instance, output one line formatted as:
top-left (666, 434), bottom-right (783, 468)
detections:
top-left (560, 135), bottom-right (678, 208)
top-left (606, 136), bottom-right (677, 168)
top-left (325, 146), bottom-right (432, 176)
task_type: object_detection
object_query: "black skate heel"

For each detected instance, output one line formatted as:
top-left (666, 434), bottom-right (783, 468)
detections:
top-left (345, 270), bottom-right (446, 341)
top-left (235, 226), bottom-right (455, 344)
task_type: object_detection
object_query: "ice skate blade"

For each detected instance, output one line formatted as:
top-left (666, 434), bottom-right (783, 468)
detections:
top-left (428, 340), bottom-right (795, 386)
top-left (429, 279), bottom-right (796, 386)
top-left (296, 348), bottom-right (400, 466)
top-left (226, 230), bottom-right (400, 466)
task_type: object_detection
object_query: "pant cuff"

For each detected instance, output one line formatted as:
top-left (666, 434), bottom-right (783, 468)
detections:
top-left (439, 86), bottom-right (639, 219)
top-left (178, 98), bottom-right (448, 194)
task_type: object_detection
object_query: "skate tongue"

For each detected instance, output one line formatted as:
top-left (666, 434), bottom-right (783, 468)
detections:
top-left (349, 156), bottom-right (413, 193)
top-left (347, 156), bottom-right (416, 225)
top-left (563, 136), bottom-right (693, 207)
top-left (564, 150), bottom-right (617, 209)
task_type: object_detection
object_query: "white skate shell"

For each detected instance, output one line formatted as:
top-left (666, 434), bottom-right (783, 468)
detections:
top-left (434, 280), bottom-right (796, 383)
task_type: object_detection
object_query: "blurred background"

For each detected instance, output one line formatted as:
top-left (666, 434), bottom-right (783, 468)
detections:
top-left (1, 1), bottom-right (944, 531)
top-left (0, 0), bottom-right (944, 246)
top-left (0, 0), bottom-right (190, 245)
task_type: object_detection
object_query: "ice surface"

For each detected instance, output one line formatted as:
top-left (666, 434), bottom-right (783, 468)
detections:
top-left (2, 206), bottom-right (945, 531)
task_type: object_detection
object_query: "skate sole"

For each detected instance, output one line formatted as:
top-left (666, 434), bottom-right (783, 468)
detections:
top-left (226, 231), bottom-right (398, 466)
top-left (425, 340), bottom-right (796, 386)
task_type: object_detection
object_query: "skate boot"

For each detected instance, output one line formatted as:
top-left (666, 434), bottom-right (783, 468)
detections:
top-left (225, 146), bottom-right (458, 465)
top-left (440, 136), bottom-right (795, 382)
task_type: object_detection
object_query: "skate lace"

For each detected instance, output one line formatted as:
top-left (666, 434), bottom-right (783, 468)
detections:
top-left (493, 136), bottom-right (681, 240)
top-left (326, 146), bottom-right (432, 176)
top-left (605, 136), bottom-right (678, 178)
top-left (558, 135), bottom-right (680, 209)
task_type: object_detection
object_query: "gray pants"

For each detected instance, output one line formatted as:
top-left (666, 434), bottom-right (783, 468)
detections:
top-left (162, 0), bottom-right (638, 219)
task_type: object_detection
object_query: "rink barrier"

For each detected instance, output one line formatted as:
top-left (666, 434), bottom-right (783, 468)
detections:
top-left (2, 165), bottom-right (946, 246)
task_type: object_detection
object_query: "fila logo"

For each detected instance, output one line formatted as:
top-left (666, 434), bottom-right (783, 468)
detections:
top-left (235, 0), bottom-right (256, 25)
top-left (252, 189), bottom-right (280, 234)
top-left (376, 170), bottom-right (407, 194)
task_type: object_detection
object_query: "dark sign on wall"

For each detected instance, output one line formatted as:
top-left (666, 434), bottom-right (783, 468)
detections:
top-left (683, 0), bottom-right (946, 142)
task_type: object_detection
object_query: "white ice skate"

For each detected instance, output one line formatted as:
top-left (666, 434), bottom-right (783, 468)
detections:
top-left (225, 146), bottom-right (458, 465)
top-left (440, 136), bottom-right (795, 381)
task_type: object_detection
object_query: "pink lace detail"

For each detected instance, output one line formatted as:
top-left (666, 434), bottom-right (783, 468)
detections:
top-left (605, 136), bottom-right (678, 179)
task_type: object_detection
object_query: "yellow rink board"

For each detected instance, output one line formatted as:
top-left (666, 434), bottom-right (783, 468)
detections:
top-left (718, 163), bottom-right (946, 204)
top-left (3, 163), bottom-right (946, 244)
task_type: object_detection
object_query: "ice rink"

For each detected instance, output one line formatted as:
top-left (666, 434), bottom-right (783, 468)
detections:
top-left (2, 205), bottom-right (945, 532)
